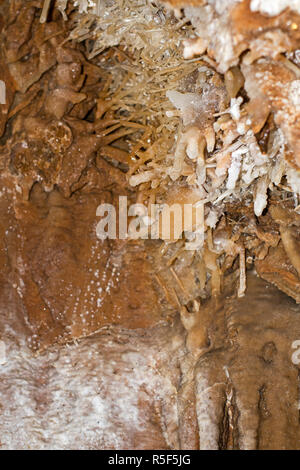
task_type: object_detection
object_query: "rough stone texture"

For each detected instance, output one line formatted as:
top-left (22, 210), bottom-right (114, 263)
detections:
top-left (1, 268), bottom-right (300, 449)
top-left (1, 0), bottom-right (300, 450)
top-left (14, 184), bottom-right (173, 350)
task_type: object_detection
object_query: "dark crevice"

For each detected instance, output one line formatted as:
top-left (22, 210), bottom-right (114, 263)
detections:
top-left (218, 385), bottom-right (240, 450)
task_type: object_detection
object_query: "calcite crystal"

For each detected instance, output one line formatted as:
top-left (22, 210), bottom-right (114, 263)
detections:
top-left (1, 0), bottom-right (300, 450)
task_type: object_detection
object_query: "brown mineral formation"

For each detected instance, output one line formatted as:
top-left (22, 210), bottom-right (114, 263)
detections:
top-left (1, 0), bottom-right (300, 450)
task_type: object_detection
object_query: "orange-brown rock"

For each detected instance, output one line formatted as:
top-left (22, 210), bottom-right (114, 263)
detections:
top-left (1, 0), bottom-right (300, 451)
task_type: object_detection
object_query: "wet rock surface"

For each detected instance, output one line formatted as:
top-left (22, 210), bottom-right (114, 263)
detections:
top-left (1, 0), bottom-right (300, 450)
top-left (1, 269), bottom-right (300, 449)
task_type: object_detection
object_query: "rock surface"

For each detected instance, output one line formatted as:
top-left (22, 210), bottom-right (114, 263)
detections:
top-left (1, 269), bottom-right (300, 449)
top-left (1, 0), bottom-right (300, 450)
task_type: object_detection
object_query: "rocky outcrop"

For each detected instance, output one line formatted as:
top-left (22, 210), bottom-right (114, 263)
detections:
top-left (1, 0), bottom-right (300, 450)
